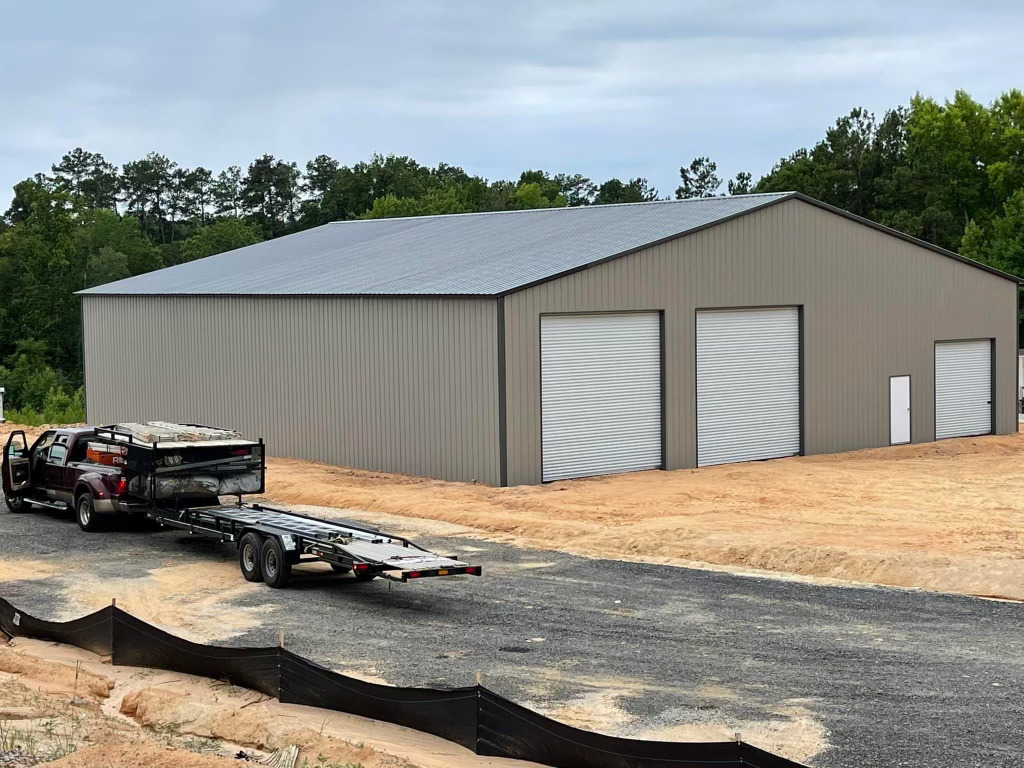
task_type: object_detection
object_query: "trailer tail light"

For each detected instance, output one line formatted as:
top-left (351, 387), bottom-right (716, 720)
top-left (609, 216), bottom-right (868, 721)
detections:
top-left (116, 476), bottom-right (128, 495)
top-left (407, 571), bottom-right (421, 579)
top-left (232, 448), bottom-right (250, 457)
top-left (353, 563), bottom-right (370, 571)
top-left (466, 566), bottom-right (481, 575)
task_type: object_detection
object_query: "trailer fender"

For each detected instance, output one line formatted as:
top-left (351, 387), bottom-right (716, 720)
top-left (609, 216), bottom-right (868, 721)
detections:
top-left (74, 474), bottom-right (116, 514)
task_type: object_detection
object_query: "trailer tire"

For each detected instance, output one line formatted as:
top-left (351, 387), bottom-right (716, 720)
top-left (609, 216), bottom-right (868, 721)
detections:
top-left (261, 537), bottom-right (292, 589)
top-left (238, 532), bottom-right (264, 582)
top-left (75, 493), bottom-right (104, 532)
top-left (4, 495), bottom-right (26, 513)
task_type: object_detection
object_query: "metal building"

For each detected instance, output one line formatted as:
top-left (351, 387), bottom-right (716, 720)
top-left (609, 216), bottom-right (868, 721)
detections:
top-left (80, 192), bottom-right (1020, 486)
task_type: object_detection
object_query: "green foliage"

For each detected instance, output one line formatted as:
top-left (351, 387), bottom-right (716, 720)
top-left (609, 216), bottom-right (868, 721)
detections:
top-left (594, 177), bottom-right (659, 204)
top-left (0, 341), bottom-right (67, 412)
top-left (178, 218), bottom-right (263, 263)
top-left (7, 387), bottom-right (85, 427)
top-left (676, 157), bottom-right (721, 199)
top-left (3, 87), bottom-right (1024, 403)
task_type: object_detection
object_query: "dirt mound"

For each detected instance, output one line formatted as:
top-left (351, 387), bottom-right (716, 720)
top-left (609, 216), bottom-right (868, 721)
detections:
top-left (3, 639), bottom-right (526, 768)
top-left (0, 646), bottom-right (113, 700)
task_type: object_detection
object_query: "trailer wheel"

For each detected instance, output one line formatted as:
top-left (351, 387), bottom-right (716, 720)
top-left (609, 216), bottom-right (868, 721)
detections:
top-left (4, 495), bottom-right (26, 513)
top-left (238, 532), bottom-right (264, 582)
top-left (76, 493), bottom-right (104, 532)
top-left (261, 537), bottom-right (292, 589)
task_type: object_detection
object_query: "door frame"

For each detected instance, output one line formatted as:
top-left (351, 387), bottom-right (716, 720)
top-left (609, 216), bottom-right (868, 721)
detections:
top-left (888, 374), bottom-right (911, 446)
top-left (693, 304), bottom-right (804, 467)
top-left (933, 338), bottom-right (995, 441)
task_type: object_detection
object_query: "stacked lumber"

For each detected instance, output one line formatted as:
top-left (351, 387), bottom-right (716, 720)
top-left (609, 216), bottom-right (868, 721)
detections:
top-left (115, 421), bottom-right (242, 443)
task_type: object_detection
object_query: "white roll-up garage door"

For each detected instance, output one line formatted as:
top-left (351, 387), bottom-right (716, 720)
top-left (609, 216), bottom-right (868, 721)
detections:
top-left (696, 307), bottom-right (800, 467)
top-left (935, 340), bottom-right (992, 439)
top-left (541, 313), bottom-right (662, 482)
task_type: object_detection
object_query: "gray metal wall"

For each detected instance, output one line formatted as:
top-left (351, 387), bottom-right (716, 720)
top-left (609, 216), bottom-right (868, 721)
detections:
top-left (83, 295), bottom-right (501, 484)
top-left (503, 198), bottom-right (1018, 485)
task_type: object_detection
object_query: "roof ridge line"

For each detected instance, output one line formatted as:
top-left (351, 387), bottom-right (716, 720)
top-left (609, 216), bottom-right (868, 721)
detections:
top-left (329, 192), bottom-right (795, 225)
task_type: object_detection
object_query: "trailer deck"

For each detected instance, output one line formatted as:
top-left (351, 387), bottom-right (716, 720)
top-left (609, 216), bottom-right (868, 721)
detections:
top-left (147, 500), bottom-right (481, 587)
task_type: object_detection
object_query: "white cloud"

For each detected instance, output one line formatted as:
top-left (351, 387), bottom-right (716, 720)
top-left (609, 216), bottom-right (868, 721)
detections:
top-left (1, 0), bottom-right (1022, 204)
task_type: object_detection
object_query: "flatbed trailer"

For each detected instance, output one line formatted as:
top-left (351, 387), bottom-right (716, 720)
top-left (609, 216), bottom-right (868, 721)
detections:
top-left (147, 500), bottom-right (481, 588)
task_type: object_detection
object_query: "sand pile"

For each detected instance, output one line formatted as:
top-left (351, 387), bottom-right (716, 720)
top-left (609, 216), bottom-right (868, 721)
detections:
top-left (263, 432), bottom-right (1024, 599)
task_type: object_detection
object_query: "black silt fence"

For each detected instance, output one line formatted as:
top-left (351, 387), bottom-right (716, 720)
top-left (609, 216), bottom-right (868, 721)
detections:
top-left (0, 596), bottom-right (808, 768)
top-left (280, 649), bottom-right (478, 750)
top-left (480, 687), bottom-right (754, 768)
top-left (112, 608), bottom-right (281, 699)
top-left (0, 597), bottom-right (112, 656)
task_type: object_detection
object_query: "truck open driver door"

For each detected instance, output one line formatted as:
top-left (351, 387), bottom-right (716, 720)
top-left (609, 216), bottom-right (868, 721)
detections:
top-left (3, 431), bottom-right (30, 511)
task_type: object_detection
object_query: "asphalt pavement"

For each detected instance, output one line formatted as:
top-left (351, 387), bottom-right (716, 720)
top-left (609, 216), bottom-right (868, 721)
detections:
top-left (0, 500), bottom-right (1021, 768)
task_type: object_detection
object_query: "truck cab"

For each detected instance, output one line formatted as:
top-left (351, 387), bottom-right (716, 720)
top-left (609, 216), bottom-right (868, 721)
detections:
top-left (5, 422), bottom-right (265, 532)
top-left (3, 427), bottom-right (127, 530)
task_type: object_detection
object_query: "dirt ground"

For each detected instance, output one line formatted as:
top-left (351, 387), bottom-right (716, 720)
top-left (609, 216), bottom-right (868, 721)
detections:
top-left (262, 432), bottom-right (1024, 600)
top-left (0, 634), bottom-right (538, 768)
top-left (4, 422), bottom-right (1023, 600)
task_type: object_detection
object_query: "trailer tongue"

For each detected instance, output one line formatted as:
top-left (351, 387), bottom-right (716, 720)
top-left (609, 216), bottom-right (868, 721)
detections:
top-left (147, 500), bottom-right (481, 588)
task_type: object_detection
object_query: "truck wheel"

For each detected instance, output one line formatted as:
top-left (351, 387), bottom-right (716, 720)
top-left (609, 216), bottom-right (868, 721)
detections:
top-left (238, 532), bottom-right (264, 582)
top-left (76, 493), bottom-right (104, 532)
top-left (261, 537), bottom-right (292, 589)
top-left (4, 495), bottom-right (27, 513)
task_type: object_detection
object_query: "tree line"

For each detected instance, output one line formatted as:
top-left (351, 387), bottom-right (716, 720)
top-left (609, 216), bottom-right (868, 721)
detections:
top-left (1, 88), bottom-right (1022, 424)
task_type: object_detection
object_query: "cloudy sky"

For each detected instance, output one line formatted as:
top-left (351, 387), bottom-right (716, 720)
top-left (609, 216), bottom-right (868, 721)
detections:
top-left (2, 1), bottom-right (1022, 205)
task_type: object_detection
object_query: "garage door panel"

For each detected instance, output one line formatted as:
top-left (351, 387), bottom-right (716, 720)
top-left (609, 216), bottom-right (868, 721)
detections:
top-left (541, 313), bottom-right (662, 482)
top-left (935, 340), bottom-right (992, 439)
top-left (697, 307), bottom-right (800, 467)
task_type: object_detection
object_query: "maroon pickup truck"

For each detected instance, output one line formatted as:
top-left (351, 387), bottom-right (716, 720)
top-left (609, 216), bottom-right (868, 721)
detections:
top-left (3, 427), bottom-right (131, 531)
top-left (3, 425), bottom-right (264, 532)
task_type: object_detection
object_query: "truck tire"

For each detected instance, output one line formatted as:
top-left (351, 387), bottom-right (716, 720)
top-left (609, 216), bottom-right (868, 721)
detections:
top-left (4, 495), bottom-right (27, 513)
top-left (76, 493), bottom-right (104, 532)
top-left (260, 537), bottom-right (292, 589)
top-left (238, 532), bottom-right (264, 582)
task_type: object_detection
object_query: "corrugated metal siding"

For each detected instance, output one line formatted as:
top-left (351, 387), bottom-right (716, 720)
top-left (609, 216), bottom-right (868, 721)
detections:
top-left (83, 296), bottom-right (500, 484)
top-left (504, 198), bottom-right (1018, 485)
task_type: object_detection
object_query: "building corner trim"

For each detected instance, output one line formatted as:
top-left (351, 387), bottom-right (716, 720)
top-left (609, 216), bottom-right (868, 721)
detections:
top-left (497, 297), bottom-right (508, 486)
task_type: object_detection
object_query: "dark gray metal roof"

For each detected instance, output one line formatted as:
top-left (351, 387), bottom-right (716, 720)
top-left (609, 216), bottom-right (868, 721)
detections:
top-left (79, 193), bottom-right (794, 296)
top-left (79, 191), bottom-right (1019, 296)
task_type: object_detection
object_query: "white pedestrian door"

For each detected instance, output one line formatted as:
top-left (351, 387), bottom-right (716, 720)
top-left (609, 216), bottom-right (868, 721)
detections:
top-left (696, 307), bottom-right (800, 467)
top-left (890, 375), bottom-right (911, 445)
top-left (935, 340), bottom-right (992, 439)
top-left (541, 313), bottom-right (662, 482)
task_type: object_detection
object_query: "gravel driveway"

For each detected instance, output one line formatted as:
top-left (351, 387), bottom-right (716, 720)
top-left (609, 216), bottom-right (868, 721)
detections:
top-left (0, 500), bottom-right (1021, 768)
